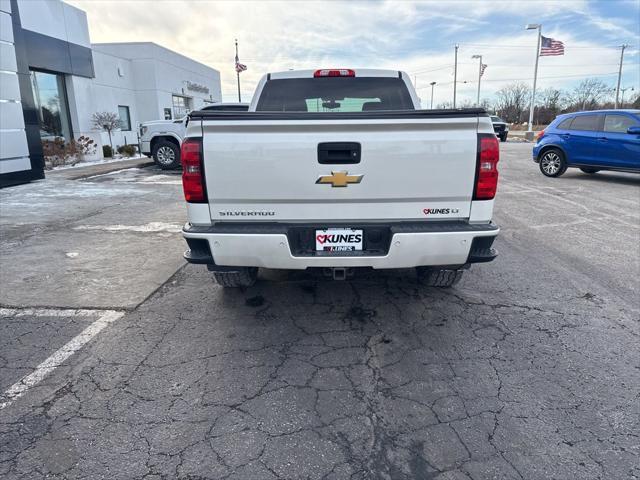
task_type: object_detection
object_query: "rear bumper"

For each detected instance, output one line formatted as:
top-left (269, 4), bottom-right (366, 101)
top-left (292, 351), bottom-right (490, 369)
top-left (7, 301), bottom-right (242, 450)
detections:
top-left (182, 222), bottom-right (499, 270)
top-left (532, 144), bottom-right (540, 162)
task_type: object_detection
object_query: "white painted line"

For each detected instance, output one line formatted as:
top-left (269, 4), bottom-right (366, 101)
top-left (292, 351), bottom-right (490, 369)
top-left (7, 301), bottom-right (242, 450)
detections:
top-left (0, 308), bottom-right (102, 318)
top-left (0, 310), bottom-right (124, 410)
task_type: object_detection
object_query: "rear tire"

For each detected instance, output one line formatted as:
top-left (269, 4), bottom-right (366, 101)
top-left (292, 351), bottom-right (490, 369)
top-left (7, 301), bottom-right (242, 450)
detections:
top-left (152, 140), bottom-right (181, 170)
top-left (539, 148), bottom-right (567, 177)
top-left (580, 167), bottom-right (600, 174)
top-left (213, 267), bottom-right (258, 288)
top-left (416, 267), bottom-right (464, 288)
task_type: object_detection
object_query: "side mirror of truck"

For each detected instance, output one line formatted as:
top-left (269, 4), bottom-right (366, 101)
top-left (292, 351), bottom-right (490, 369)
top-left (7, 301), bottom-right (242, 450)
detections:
top-left (627, 126), bottom-right (640, 135)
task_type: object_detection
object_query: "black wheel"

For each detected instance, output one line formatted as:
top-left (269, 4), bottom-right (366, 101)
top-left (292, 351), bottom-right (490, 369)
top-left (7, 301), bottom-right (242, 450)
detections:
top-left (580, 167), bottom-right (600, 174)
top-left (539, 148), bottom-right (567, 177)
top-left (152, 140), bottom-right (180, 169)
top-left (500, 133), bottom-right (508, 142)
top-left (213, 267), bottom-right (258, 288)
top-left (416, 267), bottom-right (463, 288)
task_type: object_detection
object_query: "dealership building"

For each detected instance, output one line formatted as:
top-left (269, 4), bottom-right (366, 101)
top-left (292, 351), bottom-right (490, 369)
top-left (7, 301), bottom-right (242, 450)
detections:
top-left (0, 0), bottom-right (221, 187)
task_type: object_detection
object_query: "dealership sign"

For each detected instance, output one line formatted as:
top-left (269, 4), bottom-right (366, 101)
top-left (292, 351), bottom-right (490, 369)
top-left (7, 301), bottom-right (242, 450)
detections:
top-left (186, 81), bottom-right (209, 94)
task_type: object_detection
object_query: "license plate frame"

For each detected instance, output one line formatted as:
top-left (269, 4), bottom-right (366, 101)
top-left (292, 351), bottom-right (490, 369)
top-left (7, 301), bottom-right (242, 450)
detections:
top-left (315, 228), bottom-right (364, 252)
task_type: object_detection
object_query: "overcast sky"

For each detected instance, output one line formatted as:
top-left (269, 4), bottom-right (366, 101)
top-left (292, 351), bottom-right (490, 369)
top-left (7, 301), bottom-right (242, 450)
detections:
top-left (68, 0), bottom-right (639, 106)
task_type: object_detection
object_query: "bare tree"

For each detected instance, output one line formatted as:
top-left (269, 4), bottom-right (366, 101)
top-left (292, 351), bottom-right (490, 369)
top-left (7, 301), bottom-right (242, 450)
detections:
top-left (92, 112), bottom-right (122, 152)
top-left (436, 101), bottom-right (453, 109)
top-left (479, 98), bottom-right (493, 111)
top-left (568, 78), bottom-right (612, 111)
top-left (495, 82), bottom-right (530, 123)
top-left (536, 87), bottom-right (565, 125)
top-left (456, 99), bottom-right (475, 109)
top-left (540, 88), bottom-right (563, 111)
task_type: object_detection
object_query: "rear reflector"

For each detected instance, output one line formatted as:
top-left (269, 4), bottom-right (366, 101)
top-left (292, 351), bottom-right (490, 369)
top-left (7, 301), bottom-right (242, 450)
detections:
top-left (314, 69), bottom-right (355, 78)
top-left (536, 130), bottom-right (545, 141)
top-left (474, 134), bottom-right (500, 200)
top-left (181, 138), bottom-right (207, 203)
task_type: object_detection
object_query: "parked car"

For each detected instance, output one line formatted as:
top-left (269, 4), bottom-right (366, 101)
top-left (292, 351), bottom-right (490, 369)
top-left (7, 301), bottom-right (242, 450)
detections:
top-left (139, 103), bottom-right (249, 169)
top-left (533, 109), bottom-right (640, 177)
top-left (491, 116), bottom-right (509, 142)
top-left (180, 68), bottom-right (500, 288)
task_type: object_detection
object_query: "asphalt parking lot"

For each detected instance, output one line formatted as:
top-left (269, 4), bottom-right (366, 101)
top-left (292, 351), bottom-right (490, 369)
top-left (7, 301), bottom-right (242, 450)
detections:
top-left (1, 142), bottom-right (639, 480)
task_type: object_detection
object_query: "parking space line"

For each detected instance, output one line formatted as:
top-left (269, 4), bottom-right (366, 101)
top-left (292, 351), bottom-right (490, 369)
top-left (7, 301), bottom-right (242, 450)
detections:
top-left (0, 308), bottom-right (102, 318)
top-left (0, 309), bottom-right (124, 411)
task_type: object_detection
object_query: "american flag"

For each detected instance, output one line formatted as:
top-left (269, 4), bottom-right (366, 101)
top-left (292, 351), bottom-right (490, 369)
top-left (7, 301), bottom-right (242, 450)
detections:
top-left (235, 60), bottom-right (247, 73)
top-left (480, 63), bottom-right (487, 77)
top-left (235, 50), bottom-right (247, 73)
top-left (540, 36), bottom-right (564, 56)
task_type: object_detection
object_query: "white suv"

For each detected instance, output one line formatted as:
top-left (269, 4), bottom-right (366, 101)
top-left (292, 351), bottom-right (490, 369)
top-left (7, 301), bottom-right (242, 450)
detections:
top-left (140, 103), bottom-right (248, 169)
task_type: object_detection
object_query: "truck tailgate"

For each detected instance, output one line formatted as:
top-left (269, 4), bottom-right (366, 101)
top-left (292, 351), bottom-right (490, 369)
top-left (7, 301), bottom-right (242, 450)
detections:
top-left (200, 116), bottom-right (479, 222)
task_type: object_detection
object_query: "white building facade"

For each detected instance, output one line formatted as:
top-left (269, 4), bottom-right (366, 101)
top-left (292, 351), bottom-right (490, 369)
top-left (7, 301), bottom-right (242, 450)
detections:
top-left (0, 0), bottom-right (221, 187)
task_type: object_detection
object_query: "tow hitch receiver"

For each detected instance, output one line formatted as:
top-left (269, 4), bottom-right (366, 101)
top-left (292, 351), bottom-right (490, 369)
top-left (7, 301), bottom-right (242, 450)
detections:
top-left (323, 267), bottom-right (351, 280)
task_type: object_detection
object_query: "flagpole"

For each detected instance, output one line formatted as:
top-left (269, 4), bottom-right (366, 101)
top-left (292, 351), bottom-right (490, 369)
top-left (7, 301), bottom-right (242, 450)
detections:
top-left (453, 44), bottom-right (459, 108)
top-left (526, 24), bottom-right (542, 140)
top-left (477, 57), bottom-right (482, 106)
top-left (235, 39), bottom-right (241, 103)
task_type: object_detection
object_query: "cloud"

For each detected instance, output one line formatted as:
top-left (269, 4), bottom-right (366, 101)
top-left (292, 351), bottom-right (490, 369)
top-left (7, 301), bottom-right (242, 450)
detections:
top-left (67, 0), bottom-right (639, 105)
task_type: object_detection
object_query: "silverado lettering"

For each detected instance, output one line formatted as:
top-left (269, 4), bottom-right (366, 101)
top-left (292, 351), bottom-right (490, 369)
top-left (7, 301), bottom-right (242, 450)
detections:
top-left (219, 211), bottom-right (275, 216)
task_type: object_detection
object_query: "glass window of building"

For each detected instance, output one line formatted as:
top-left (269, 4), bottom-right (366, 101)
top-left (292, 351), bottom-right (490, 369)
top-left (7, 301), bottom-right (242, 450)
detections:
top-left (172, 95), bottom-right (191, 118)
top-left (118, 105), bottom-right (131, 131)
top-left (30, 70), bottom-right (72, 142)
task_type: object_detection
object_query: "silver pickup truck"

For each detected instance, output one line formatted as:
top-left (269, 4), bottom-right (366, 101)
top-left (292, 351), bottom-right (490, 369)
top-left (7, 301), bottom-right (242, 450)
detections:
top-left (180, 69), bottom-right (500, 287)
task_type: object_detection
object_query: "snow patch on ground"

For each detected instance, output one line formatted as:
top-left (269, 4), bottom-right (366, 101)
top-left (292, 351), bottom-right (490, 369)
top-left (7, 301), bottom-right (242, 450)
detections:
top-left (73, 222), bottom-right (182, 233)
top-left (84, 170), bottom-right (181, 185)
top-left (52, 154), bottom-right (147, 171)
top-left (140, 175), bottom-right (182, 185)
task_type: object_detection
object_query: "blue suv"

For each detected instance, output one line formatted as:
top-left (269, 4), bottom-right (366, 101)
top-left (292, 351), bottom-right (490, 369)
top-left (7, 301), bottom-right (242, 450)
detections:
top-left (532, 109), bottom-right (640, 177)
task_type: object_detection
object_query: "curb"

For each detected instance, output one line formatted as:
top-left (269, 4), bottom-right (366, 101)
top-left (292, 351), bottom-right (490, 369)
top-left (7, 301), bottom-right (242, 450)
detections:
top-left (48, 157), bottom-right (155, 180)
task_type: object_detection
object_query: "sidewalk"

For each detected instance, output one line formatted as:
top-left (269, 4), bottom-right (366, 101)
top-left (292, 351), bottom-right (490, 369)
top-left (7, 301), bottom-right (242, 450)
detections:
top-left (508, 130), bottom-right (542, 142)
top-left (47, 156), bottom-right (155, 180)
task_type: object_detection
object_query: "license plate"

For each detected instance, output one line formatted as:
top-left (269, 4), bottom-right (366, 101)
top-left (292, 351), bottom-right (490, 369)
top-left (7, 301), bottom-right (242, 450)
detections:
top-left (315, 228), bottom-right (363, 252)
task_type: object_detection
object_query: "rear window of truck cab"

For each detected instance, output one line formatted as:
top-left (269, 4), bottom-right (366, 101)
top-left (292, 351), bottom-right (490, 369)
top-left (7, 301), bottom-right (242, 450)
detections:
top-left (256, 77), bottom-right (414, 112)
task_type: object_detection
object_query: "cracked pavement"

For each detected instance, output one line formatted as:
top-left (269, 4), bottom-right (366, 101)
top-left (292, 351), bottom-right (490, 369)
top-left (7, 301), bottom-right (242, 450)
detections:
top-left (1, 143), bottom-right (639, 479)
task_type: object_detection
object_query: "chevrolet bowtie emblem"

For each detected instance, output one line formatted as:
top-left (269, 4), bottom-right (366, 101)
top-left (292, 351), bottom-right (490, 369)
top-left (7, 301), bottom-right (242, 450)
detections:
top-left (316, 171), bottom-right (364, 188)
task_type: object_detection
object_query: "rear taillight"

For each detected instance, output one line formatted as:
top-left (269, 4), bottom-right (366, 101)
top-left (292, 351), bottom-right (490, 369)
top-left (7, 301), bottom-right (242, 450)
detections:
top-left (181, 138), bottom-right (207, 203)
top-left (313, 69), bottom-right (355, 77)
top-left (474, 134), bottom-right (500, 200)
top-left (536, 130), bottom-right (545, 141)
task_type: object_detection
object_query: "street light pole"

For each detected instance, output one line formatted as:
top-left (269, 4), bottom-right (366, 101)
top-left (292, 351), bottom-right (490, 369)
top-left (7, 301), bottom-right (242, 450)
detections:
top-left (430, 81), bottom-right (436, 109)
top-left (614, 44), bottom-right (628, 109)
top-left (471, 54), bottom-right (482, 106)
top-left (526, 24), bottom-right (542, 139)
top-left (235, 39), bottom-right (241, 103)
top-left (453, 44), bottom-right (459, 108)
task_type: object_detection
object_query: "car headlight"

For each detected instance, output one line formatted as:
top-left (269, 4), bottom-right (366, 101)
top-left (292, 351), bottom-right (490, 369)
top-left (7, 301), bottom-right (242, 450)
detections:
top-left (140, 126), bottom-right (148, 136)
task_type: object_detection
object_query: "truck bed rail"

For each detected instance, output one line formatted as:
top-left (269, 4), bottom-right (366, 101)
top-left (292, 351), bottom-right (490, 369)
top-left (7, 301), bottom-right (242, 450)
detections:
top-left (189, 108), bottom-right (488, 121)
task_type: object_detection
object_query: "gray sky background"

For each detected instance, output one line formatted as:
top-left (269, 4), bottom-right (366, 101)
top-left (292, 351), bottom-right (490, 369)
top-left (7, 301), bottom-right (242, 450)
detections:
top-left (68, 0), bottom-right (640, 105)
